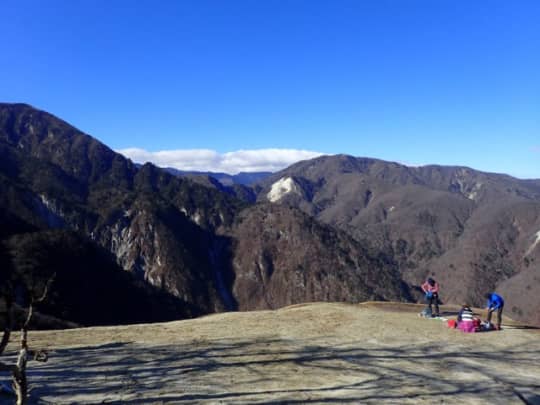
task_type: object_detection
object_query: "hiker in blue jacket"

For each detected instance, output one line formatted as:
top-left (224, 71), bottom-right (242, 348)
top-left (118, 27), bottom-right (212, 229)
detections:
top-left (485, 292), bottom-right (504, 330)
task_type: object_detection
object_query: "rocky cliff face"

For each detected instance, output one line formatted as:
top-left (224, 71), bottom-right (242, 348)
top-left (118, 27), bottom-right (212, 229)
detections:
top-left (0, 103), bottom-right (244, 320)
top-left (3, 229), bottom-right (193, 327)
top-left (227, 203), bottom-right (411, 310)
top-left (0, 104), bottom-right (414, 326)
top-left (256, 155), bottom-right (540, 324)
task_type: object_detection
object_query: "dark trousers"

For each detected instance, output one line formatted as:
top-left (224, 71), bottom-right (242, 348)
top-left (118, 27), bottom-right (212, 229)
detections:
top-left (426, 293), bottom-right (439, 316)
top-left (487, 305), bottom-right (504, 328)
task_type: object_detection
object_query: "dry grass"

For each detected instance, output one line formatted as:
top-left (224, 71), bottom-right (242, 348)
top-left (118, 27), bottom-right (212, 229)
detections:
top-left (1, 302), bottom-right (539, 404)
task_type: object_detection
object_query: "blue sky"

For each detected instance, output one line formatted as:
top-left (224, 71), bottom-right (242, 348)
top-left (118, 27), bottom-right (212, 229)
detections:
top-left (1, 1), bottom-right (539, 177)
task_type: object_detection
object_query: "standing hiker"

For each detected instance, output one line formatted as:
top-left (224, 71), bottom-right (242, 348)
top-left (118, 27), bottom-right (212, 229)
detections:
top-left (485, 292), bottom-right (504, 330)
top-left (421, 277), bottom-right (440, 317)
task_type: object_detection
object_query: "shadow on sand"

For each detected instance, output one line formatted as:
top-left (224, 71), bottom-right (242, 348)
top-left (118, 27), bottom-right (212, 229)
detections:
top-left (13, 333), bottom-right (540, 404)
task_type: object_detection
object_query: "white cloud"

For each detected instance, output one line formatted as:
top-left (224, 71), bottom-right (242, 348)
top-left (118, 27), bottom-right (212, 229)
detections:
top-left (117, 147), bottom-right (325, 174)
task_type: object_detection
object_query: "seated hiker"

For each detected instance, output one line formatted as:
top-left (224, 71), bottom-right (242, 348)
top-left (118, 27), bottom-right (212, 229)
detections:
top-left (421, 277), bottom-right (440, 317)
top-left (457, 304), bottom-right (477, 333)
top-left (485, 292), bottom-right (504, 330)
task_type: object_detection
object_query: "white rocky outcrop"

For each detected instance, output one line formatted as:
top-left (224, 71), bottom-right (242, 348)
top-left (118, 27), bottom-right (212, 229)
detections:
top-left (525, 230), bottom-right (540, 256)
top-left (267, 177), bottom-right (302, 202)
top-left (34, 194), bottom-right (66, 228)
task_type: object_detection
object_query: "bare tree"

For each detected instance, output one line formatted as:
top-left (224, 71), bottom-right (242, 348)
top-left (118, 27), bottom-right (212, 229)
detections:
top-left (0, 274), bottom-right (53, 405)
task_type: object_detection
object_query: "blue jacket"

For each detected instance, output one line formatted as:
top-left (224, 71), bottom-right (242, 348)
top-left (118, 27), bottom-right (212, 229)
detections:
top-left (486, 293), bottom-right (504, 310)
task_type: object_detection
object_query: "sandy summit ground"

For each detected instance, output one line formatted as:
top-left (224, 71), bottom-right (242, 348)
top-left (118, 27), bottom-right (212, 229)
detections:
top-left (1, 302), bottom-right (539, 404)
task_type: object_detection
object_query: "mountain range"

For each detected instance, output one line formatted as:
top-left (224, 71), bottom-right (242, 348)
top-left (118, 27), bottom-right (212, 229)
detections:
top-left (255, 155), bottom-right (540, 324)
top-left (163, 167), bottom-right (272, 186)
top-left (0, 103), bottom-right (538, 326)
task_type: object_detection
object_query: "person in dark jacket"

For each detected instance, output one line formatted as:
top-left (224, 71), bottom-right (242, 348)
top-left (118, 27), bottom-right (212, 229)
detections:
top-left (421, 277), bottom-right (440, 317)
top-left (485, 292), bottom-right (504, 330)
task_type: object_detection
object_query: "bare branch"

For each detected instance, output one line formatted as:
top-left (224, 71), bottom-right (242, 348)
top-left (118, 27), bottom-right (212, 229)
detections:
top-left (35, 273), bottom-right (56, 303)
top-left (22, 272), bottom-right (55, 330)
top-left (0, 273), bottom-right (55, 405)
top-left (0, 326), bottom-right (11, 356)
top-left (0, 296), bottom-right (14, 355)
top-left (13, 347), bottom-right (28, 405)
top-left (22, 303), bottom-right (33, 331)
